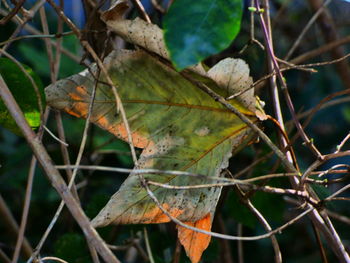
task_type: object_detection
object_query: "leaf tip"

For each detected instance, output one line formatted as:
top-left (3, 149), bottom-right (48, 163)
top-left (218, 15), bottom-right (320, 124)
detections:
top-left (177, 213), bottom-right (212, 263)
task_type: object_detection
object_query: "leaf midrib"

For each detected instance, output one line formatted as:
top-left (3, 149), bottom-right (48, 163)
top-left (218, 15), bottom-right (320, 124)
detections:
top-left (57, 97), bottom-right (254, 115)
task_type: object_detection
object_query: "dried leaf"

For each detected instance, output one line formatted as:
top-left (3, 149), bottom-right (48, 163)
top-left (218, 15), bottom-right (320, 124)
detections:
top-left (46, 50), bottom-right (258, 263)
top-left (177, 213), bottom-right (212, 263)
top-left (208, 58), bottom-right (255, 111)
top-left (101, 1), bottom-right (207, 76)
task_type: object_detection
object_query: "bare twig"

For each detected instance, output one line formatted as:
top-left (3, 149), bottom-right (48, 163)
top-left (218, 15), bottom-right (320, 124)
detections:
top-left (172, 239), bottom-right (182, 263)
top-left (11, 157), bottom-right (37, 263)
top-left (43, 125), bottom-right (69, 147)
top-left (235, 186), bottom-right (282, 263)
top-left (302, 151), bottom-right (350, 182)
top-left (307, 0), bottom-right (350, 89)
top-left (335, 132), bottom-right (350, 153)
top-left (216, 214), bottom-right (234, 263)
top-left (0, 194), bottom-right (33, 259)
top-left (143, 228), bottom-right (155, 263)
top-left (46, 0), bottom-right (139, 165)
top-left (0, 0), bottom-right (25, 25)
top-left (1, 0), bottom-right (46, 53)
top-left (0, 8), bottom-right (80, 62)
top-left (0, 248), bottom-right (11, 263)
top-left (40, 256), bottom-right (68, 263)
top-left (290, 35), bottom-right (350, 65)
top-left (0, 75), bottom-right (120, 263)
top-left (143, 180), bottom-right (314, 241)
top-left (326, 210), bottom-right (350, 225)
top-left (151, 0), bottom-right (165, 13)
top-left (0, 31), bottom-right (74, 46)
top-left (284, 0), bottom-right (332, 60)
top-left (311, 222), bottom-right (329, 263)
top-left (131, 0), bottom-right (151, 23)
top-left (256, 0), bottom-right (323, 159)
top-left (237, 223), bottom-right (244, 263)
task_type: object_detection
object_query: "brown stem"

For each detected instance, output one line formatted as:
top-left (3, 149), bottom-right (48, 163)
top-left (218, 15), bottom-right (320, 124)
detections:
top-left (307, 0), bottom-right (350, 89)
top-left (172, 239), bottom-right (182, 263)
top-left (290, 35), bottom-right (350, 65)
top-left (11, 156), bottom-right (37, 263)
top-left (0, 75), bottom-right (120, 263)
top-left (0, 0), bottom-right (25, 25)
top-left (0, 194), bottom-right (33, 259)
top-left (235, 186), bottom-right (282, 263)
top-left (216, 215), bottom-right (234, 263)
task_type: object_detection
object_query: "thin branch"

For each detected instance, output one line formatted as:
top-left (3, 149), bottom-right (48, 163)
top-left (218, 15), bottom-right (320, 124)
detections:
top-left (0, 0), bottom-right (25, 25)
top-left (0, 194), bottom-right (33, 259)
top-left (284, 0), bottom-right (332, 60)
top-left (335, 132), bottom-right (350, 153)
top-left (0, 8), bottom-right (80, 62)
top-left (237, 224), bottom-right (244, 263)
top-left (306, 0), bottom-right (350, 89)
top-left (46, 0), bottom-right (139, 165)
top-left (131, 0), bottom-right (151, 23)
top-left (55, 164), bottom-right (347, 186)
top-left (255, 0), bottom-right (323, 159)
top-left (0, 32), bottom-right (74, 46)
top-left (290, 35), bottom-right (350, 65)
top-left (143, 180), bottom-right (314, 241)
top-left (143, 228), bottom-right (155, 263)
top-left (235, 186), bottom-right (282, 263)
top-left (11, 157), bottom-right (37, 263)
top-left (43, 125), bottom-right (69, 147)
top-left (0, 0), bottom-right (46, 53)
top-left (0, 248), bottom-right (11, 263)
top-left (0, 75), bottom-right (120, 263)
top-left (302, 151), bottom-right (350, 182)
top-left (40, 256), bottom-right (68, 263)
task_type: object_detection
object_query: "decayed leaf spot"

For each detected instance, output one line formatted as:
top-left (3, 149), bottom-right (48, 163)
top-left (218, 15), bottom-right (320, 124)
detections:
top-left (45, 49), bottom-right (260, 263)
top-left (177, 213), bottom-right (212, 263)
top-left (194, 126), bottom-right (210, 136)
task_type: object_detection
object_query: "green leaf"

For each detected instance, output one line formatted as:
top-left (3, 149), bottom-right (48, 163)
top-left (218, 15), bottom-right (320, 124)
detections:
top-left (18, 35), bottom-right (84, 79)
top-left (164, 0), bottom-right (243, 70)
top-left (0, 58), bottom-right (45, 135)
top-left (45, 49), bottom-right (258, 263)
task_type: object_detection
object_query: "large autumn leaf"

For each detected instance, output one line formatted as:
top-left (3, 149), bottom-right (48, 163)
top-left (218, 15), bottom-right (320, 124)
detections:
top-left (45, 49), bottom-right (258, 263)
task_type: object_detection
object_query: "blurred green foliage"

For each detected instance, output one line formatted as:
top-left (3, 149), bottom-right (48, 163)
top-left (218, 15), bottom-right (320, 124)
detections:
top-left (164, 0), bottom-right (242, 69)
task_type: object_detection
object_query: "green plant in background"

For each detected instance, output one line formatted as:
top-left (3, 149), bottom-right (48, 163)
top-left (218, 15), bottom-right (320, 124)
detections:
top-left (0, 58), bottom-right (45, 135)
top-left (164, 0), bottom-right (242, 69)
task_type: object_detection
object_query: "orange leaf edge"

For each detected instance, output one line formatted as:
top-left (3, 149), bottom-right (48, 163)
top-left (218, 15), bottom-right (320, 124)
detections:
top-left (177, 213), bottom-right (212, 263)
top-left (139, 203), bottom-right (184, 224)
top-left (66, 87), bottom-right (150, 148)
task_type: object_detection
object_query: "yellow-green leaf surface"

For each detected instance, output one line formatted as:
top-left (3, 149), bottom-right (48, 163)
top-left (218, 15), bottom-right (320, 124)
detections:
top-left (0, 58), bottom-right (45, 135)
top-left (45, 50), bottom-right (258, 263)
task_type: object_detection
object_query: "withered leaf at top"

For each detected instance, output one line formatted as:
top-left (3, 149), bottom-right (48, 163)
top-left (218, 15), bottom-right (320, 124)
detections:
top-left (45, 49), bottom-right (258, 263)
